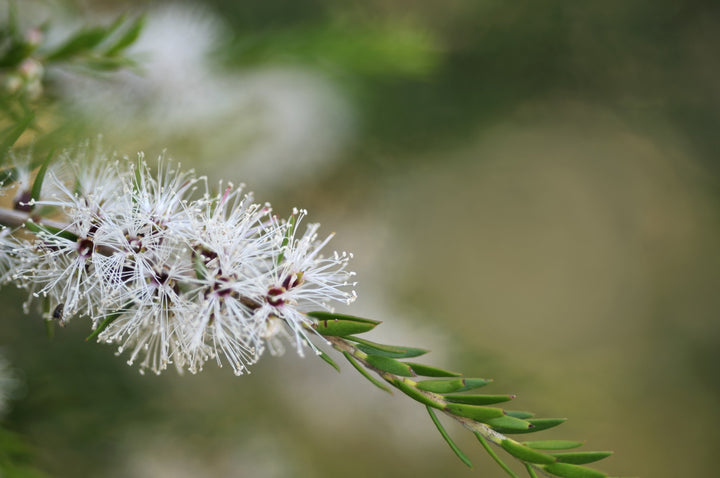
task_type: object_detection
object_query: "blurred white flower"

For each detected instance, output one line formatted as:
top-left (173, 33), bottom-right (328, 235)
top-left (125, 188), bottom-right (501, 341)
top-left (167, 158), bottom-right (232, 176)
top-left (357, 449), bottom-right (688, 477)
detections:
top-left (52, 4), bottom-right (354, 191)
top-left (0, 352), bottom-right (17, 417)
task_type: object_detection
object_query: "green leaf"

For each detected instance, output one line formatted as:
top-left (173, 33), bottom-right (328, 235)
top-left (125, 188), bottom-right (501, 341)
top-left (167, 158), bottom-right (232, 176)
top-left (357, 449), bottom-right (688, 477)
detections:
top-left (308, 312), bottom-right (380, 336)
top-left (392, 378), bottom-right (444, 409)
top-left (44, 319), bottom-right (54, 339)
top-left (24, 221), bottom-right (78, 242)
top-left (342, 351), bottom-right (391, 393)
top-left (193, 250), bottom-right (208, 280)
top-left (551, 452), bottom-right (613, 465)
top-left (416, 378), bottom-right (491, 393)
top-left (85, 306), bottom-right (130, 341)
top-left (348, 335), bottom-right (428, 358)
top-left (526, 418), bottom-right (567, 431)
top-left (45, 26), bottom-right (109, 61)
top-left (105, 15), bottom-right (145, 56)
top-left (313, 319), bottom-right (377, 336)
top-left (405, 362), bottom-right (462, 377)
top-left (417, 378), bottom-right (464, 393)
top-left (456, 378), bottom-right (495, 392)
top-left (444, 394), bottom-right (514, 405)
top-left (426, 406), bottom-right (473, 468)
top-left (82, 56), bottom-right (135, 71)
top-left (0, 112), bottom-right (34, 163)
top-left (524, 441), bottom-right (584, 451)
top-left (500, 439), bottom-right (556, 465)
top-left (307, 311), bottom-right (381, 325)
top-left (543, 462), bottom-right (607, 478)
top-left (505, 410), bottom-right (535, 419)
top-left (525, 463), bottom-right (540, 478)
top-left (485, 415), bottom-right (534, 432)
top-left (317, 351), bottom-right (340, 372)
top-left (364, 354), bottom-right (415, 377)
top-left (444, 403), bottom-right (504, 422)
top-left (30, 149), bottom-right (54, 203)
top-left (475, 433), bottom-right (520, 478)
top-left (0, 167), bottom-right (18, 187)
top-left (492, 418), bottom-right (567, 435)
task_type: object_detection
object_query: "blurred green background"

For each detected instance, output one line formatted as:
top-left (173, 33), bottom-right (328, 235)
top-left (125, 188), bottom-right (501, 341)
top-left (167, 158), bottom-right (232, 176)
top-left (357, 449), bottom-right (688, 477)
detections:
top-left (2, 0), bottom-right (720, 476)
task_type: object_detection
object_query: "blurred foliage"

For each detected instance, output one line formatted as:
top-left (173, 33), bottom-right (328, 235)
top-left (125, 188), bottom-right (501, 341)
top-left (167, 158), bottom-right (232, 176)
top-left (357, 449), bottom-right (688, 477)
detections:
top-left (0, 1), bottom-right (143, 162)
top-left (208, 0), bottom-right (720, 164)
top-left (0, 425), bottom-right (48, 478)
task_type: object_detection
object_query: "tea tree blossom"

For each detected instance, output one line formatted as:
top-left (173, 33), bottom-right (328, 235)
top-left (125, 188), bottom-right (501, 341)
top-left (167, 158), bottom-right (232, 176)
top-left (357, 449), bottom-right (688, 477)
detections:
top-left (0, 150), bottom-right (357, 375)
top-left (256, 210), bottom-right (357, 356)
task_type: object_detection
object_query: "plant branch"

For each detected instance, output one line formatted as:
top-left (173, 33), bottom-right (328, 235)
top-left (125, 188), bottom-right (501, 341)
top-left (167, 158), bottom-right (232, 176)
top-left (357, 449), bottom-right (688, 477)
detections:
top-left (309, 317), bottom-right (617, 478)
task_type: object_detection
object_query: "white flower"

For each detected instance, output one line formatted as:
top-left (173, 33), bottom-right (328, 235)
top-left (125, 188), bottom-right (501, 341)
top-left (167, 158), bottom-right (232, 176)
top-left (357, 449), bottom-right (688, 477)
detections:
top-left (88, 155), bottom-right (201, 374)
top-left (253, 209), bottom-right (357, 356)
top-left (9, 145), bottom-right (126, 319)
top-left (184, 184), bottom-right (275, 375)
top-left (0, 148), bottom-right (358, 376)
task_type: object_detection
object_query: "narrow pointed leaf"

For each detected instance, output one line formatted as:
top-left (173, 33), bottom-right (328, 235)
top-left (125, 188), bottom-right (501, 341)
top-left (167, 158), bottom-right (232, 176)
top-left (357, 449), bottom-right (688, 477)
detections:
top-left (307, 311), bottom-right (381, 325)
top-left (455, 378), bottom-right (495, 392)
top-left (85, 302), bottom-right (133, 341)
top-left (364, 354), bottom-right (415, 377)
top-left (105, 15), bottom-right (145, 56)
top-left (505, 410), bottom-right (535, 419)
top-left (416, 378), bottom-right (491, 393)
top-left (45, 319), bottom-right (55, 339)
top-left (193, 251), bottom-right (208, 280)
top-left (1, 112), bottom-right (34, 162)
top-left (24, 221), bottom-right (78, 242)
top-left (491, 418), bottom-right (568, 435)
top-left (349, 336), bottom-right (428, 358)
top-left (543, 462), bottom-right (607, 478)
top-left (30, 150), bottom-right (54, 203)
top-left (417, 378), bottom-right (465, 393)
top-left (313, 319), bottom-right (377, 336)
top-left (426, 406), bottom-right (473, 468)
top-left (525, 441), bottom-right (584, 451)
top-left (475, 433), bottom-right (520, 478)
top-left (501, 439), bottom-right (556, 465)
top-left (46, 27), bottom-right (109, 61)
top-left (406, 362), bottom-right (462, 377)
top-left (0, 167), bottom-right (18, 187)
top-left (444, 403), bottom-right (504, 421)
top-left (525, 463), bottom-right (540, 478)
top-left (444, 394), bottom-right (514, 405)
top-left (342, 352), bottom-right (391, 393)
top-left (318, 351), bottom-right (340, 372)
top-left (309, 313), bottom-right (379, 336)
top-left (86, 311), bottom-right (123, 341)
top-left (485, 415), bottom-right (534, 432)
top-left (392, 378), bottom-right (444, 409)
top-left (526, 418), bottom-right (567, 431)
top-left (551, 452), bottom-right (613, 465)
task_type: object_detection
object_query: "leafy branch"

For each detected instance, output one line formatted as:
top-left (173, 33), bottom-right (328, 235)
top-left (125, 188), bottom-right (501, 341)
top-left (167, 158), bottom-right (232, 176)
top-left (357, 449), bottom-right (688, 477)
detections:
top-left (309, 311), bottom-right (621, 478)
top-left (0, 3), bottom-right (144, 154)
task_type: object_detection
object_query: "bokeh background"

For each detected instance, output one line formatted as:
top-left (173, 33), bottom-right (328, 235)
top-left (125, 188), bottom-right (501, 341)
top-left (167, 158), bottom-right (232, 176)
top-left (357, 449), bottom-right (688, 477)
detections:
top-left (2, 0), bottom-right (720, 477)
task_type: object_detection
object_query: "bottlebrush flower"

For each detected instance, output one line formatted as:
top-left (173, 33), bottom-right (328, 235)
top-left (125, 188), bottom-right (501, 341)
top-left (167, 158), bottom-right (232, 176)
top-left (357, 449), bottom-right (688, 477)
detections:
top-left (253, 210), bottom-right (358, 357)
top-left (0, 148), bottom-right (357, 375)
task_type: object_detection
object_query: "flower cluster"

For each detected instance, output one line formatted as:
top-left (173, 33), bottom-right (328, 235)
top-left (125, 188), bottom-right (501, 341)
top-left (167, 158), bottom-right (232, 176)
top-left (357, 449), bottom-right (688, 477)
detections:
top-left (0, 148), bottom-right (357, 375)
